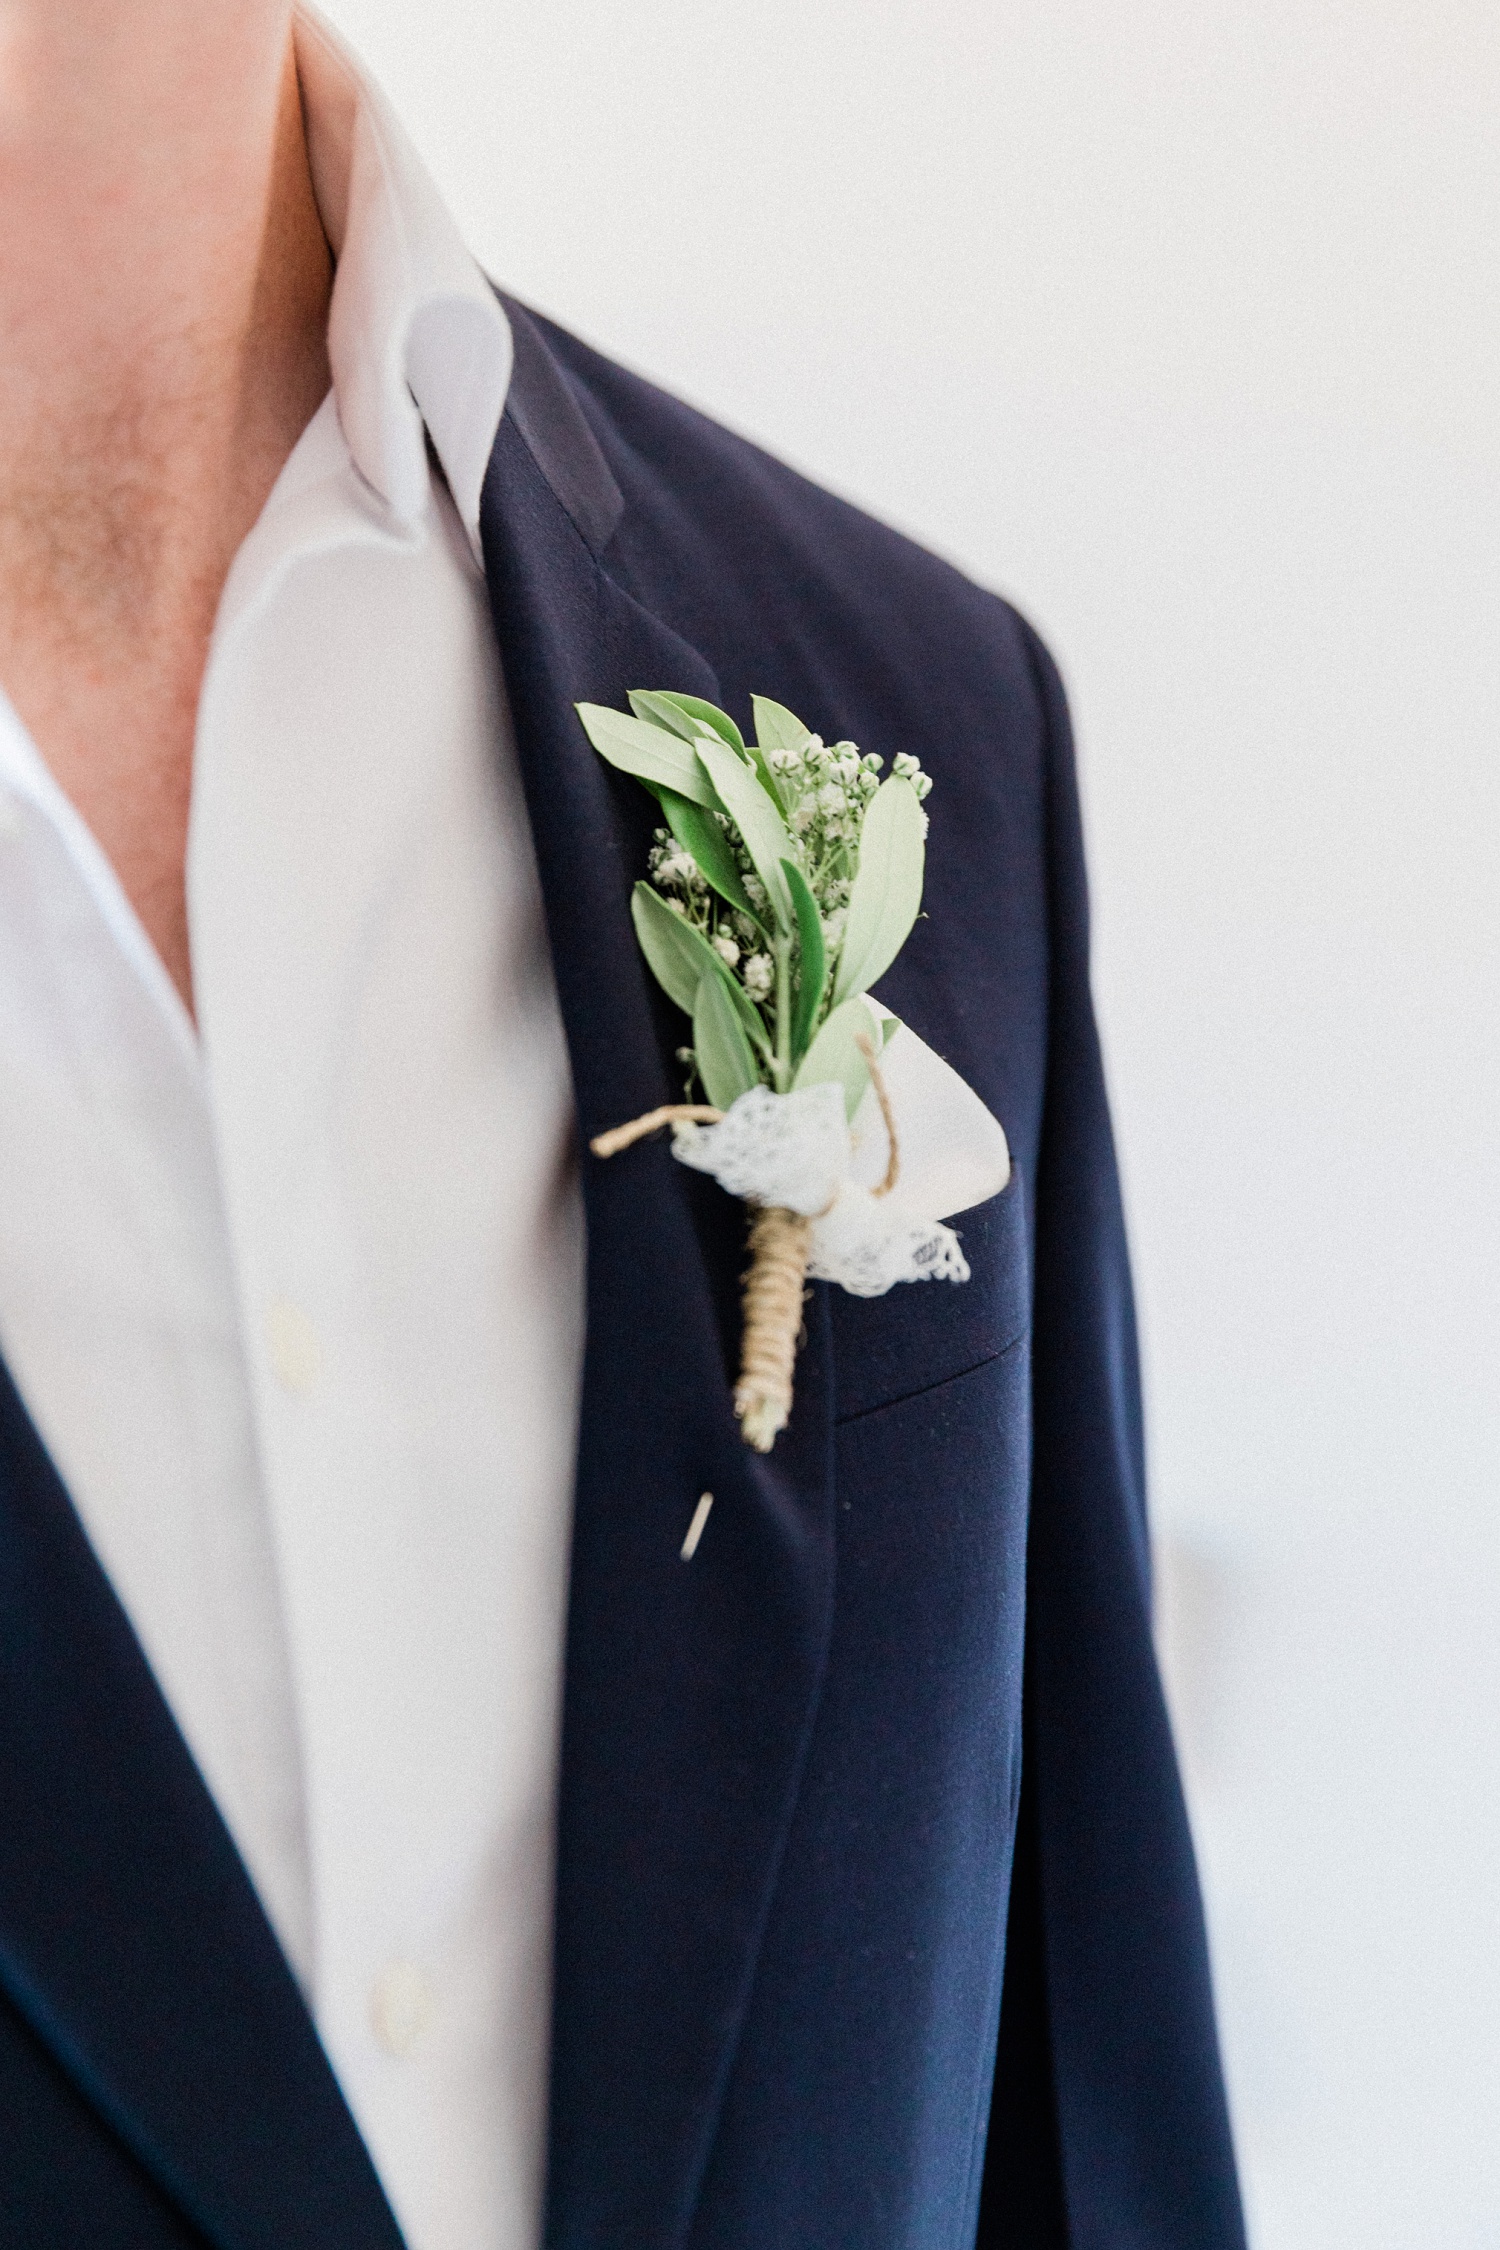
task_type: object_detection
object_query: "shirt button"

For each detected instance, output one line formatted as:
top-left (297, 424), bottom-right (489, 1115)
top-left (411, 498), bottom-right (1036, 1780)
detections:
top-left (265, 1297), bottom-right (322, 1395)
top-left (371, 1961), bottom-right (434, 2058)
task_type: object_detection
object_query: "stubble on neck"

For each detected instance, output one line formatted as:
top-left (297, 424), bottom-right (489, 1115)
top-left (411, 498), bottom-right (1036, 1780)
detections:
top-left (0, 11), bottom-right (333, 650)
top-left (0, 5), bottom-right (335, 1005)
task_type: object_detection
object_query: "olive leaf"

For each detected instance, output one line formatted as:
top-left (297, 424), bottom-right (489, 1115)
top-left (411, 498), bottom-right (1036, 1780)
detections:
top-left (694, 737), bottom-right (797, 932)
top-left (830, 774), bottom-right (925, 1005)
top-left (693, 971), bottom-right (760, 1110)
top-left (752, 696), bottom-right (814, 760)
top-left (577, 704), bottom-right (719, 810)
top-left (793, 993), bottom-right (877, 1120)
top-left (782, 857), bottom-right (826, 1064)
top-left (630, 884), bottom-right (769, 1054)
top-left (629, 690), bottom-right (746, 755)
top-left (633, 693), bottom-right (779, 812)
top-left (661, 791), bottom-right (757, 920)
top-left (748, 694), bottom-right (814, 811)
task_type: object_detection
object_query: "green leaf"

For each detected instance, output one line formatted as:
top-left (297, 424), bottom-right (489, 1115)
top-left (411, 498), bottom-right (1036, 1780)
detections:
top-left (830, 775), bottom-right (925, 1005)
top-left (782, 857), bottom-right (826, 1064)
top-left (793, 993), bottom-right (876, 1120)
top-left (660, 791), bottom-right (755, 919)
top-left (693, 972), bottom-right (759, 1110)
top-left (576, 704), bottom-right (720, 810)
top-left (752, 696), bottom-right (814, 760)
top-left (629, 691), bottom-right (745, 755)
top-left (748, 694), bottom-right (814, 810)
top-left (630, 883), bottom-right (706, 1013)
top-left (630, 885), bottom-right (769, 1055)
top-left (746, 739), bottom-right (783, 806)
top-left (695, 738), bottom-right (798, 932)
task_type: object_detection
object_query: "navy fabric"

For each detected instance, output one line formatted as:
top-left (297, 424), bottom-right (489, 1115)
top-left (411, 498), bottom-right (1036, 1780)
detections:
top-left (0, 1356), bottom-right (405, 2250)
top-left (0, 299), bottom-right (1245, 2250)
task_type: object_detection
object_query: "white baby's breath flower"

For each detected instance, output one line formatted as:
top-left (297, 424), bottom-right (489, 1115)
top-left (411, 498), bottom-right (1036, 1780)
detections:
top-left (742, 953), bottom-right (774, 1001)
top-left (712, 933), bottom-right (740, 968)
top-left (791, 803), bottom-right (814, 834)
top-left (822, 906), bottom-right (847, 945)
top-left (817, 781), bottom-right (844, 814)
top-left (664, 895), bottom-right (688, 916)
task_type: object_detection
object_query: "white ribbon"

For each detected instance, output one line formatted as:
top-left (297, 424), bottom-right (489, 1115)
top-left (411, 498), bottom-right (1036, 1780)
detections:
top-left (670, 1009), bottom-right (1010, 1301)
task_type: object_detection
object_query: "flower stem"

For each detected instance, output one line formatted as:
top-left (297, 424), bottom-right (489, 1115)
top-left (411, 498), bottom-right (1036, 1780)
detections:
top-left (773, 938), bottom-right (792, 1092)
top-left (735, 1206), bottom-right (811, 1449)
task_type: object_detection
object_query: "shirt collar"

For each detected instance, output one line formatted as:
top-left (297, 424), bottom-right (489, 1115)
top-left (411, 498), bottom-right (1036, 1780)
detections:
top-left (292, 5), bottom-right (512, 549)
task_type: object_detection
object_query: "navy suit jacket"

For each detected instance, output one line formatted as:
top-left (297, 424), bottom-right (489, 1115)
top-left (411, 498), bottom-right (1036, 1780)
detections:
top-left (0, 301), bottom-right (1245, 2250)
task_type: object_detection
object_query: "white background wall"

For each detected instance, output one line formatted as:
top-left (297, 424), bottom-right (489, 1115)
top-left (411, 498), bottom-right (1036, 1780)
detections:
top-left (321, 2), bottom-right (1500, 2241)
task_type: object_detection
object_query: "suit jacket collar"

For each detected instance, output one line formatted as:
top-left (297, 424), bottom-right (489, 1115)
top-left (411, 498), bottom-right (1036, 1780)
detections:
top-left (484, 299), bottom-right (839, 2249)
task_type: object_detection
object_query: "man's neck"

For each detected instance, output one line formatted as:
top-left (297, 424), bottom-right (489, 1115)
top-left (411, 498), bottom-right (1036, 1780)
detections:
top-left (0, 4), bottom-right (334, 1008)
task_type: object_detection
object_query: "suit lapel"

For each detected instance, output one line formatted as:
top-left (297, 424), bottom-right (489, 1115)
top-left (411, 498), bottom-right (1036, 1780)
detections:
top-left (0, 1359), bottom-right (404, 2250)
top-left (485, 305), bottom-right (839, 2250)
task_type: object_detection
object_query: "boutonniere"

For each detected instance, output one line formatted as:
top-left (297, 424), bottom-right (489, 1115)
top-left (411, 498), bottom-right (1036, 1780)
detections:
top-left (577, 690), bottom-right (1008, 1451)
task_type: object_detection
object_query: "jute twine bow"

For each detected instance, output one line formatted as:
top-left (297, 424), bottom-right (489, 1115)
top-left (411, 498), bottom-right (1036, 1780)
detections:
top-left (590, 1035), bottom-right (898, 1453)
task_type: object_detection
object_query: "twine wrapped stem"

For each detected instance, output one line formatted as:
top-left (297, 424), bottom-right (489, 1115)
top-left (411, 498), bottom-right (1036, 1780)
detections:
top-left (733, 1206), bottom-right (812, 1451)
top-left (590, 1041), bottom-right (898, 1453)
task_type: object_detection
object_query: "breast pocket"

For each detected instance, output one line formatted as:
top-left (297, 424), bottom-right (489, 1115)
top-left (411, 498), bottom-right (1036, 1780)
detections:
top-left (828, 1169), bottom-right (1029, 1423)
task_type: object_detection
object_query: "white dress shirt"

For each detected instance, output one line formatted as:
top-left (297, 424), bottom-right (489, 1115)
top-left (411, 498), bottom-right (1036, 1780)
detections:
top-left (0, 13), bottom-right (583, 2249)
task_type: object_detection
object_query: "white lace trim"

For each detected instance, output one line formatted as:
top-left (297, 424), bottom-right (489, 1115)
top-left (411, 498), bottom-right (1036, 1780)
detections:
top-left (672, 1083), bottom-right (849, 1217)
top-left (671, 1081), bottom-right (973, 1300)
